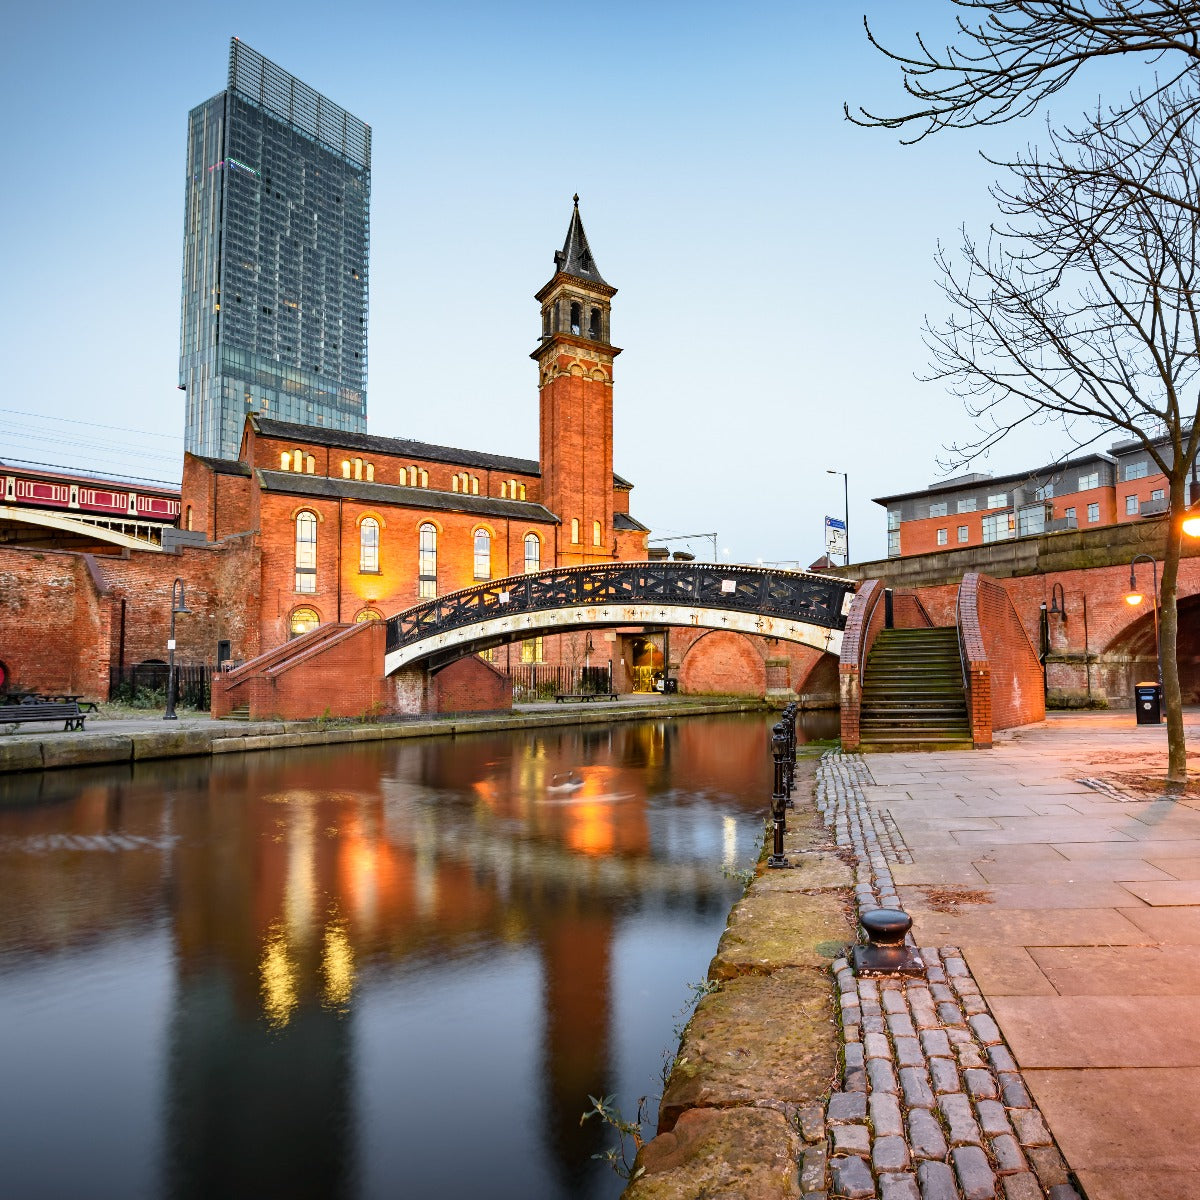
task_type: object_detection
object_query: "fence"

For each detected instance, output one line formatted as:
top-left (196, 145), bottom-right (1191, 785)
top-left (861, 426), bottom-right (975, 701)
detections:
top-left (109, 662), bottom-right (212, 710)
top-left (508, 663), bottom-right (612, 702)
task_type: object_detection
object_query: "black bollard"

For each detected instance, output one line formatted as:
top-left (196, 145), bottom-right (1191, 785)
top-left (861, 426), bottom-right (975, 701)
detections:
top-left (783, 703), bottom-right (797, 806)
top-left (852, 908), bottom-right (924, 976)
top-left (767, 721), bottom-right (789, 868)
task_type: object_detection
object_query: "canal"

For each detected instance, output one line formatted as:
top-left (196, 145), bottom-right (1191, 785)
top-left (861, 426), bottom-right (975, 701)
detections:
top-left (0, 711), bottom-right (836, 1200)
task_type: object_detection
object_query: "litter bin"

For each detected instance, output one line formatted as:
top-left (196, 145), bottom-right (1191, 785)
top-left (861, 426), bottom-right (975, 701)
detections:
top-left (1135, 682), bottom-right (1162, 724)
top-left (662, 678), bottom-right (678, 695)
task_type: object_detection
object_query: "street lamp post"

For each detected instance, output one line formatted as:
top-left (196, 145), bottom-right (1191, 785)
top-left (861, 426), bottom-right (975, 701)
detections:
top-left (1125, 554), bottom-right (1162, 689)
top-left (827, 470), bottom-right (849, 566)
top-left (164, 577), bottom-right (191, 722)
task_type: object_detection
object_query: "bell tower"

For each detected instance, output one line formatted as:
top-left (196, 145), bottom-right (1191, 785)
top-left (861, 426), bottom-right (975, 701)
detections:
top-left (533, 196), bottom-right (620, 566)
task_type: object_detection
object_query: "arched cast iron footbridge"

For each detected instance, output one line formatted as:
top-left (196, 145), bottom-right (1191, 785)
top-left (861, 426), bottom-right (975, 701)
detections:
top-left (383, 561), bottom-right (856, 674)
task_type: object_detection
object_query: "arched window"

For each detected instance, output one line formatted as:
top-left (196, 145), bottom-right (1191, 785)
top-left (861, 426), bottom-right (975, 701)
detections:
top-left (295, 511), bottom-right (317, 593)
top-left (593, 520), bottom-right (602, 547)
top-left (280, 451), bottom-right (291, 471)
top-left (341, 460), bottom-right (351, 479)
top-left (292, 449), bottom-right (303, 472)
top-left (589, 308), bottom-right (601, 339)
top-left (419, 523), bottom-right (437, 598)
top-left (353, 457), bottom-right (363, 480)
top-left (452, 476), bottom-right (460, 492)
top-left (360, 517), bottom-right (379, 573)
top-left (524, 533), bottom-right (540, 574)
top-left (500, 482), bottom-right (508, 499)
top-left (185, 506), bottom-right (193, 531)
top-left (570, 302), bottom-right (581, 335)
top-left (471, 476), bottom-right (479, 495)
top-left (355, 608), bottom-right (382, 623)
top-left (290, 606), bottom-right (320, 638)
top-left (305, 455), bottom-right (315, 474)
top-left (365, 463), bottom-right (374, 482)
top-left (571, 518), bottom-right (580, 544)
top-left (519, 484), bottom-right (526, 500)
top-left (407, 465), bottom-right (417, 486)
top-left (474, 529), bottom-right (491, 580)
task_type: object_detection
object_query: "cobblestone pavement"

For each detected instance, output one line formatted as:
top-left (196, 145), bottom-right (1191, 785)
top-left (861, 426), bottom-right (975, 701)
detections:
top-left (814, 749), bottom-right (1081, 1200)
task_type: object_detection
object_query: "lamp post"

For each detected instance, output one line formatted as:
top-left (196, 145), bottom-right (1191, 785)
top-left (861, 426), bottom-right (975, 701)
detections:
top-left (1125, 554), bottom-right (1162, 689)
top-left (826, 470), bottom-right (849, 566)
top-left (164, 577), bottom-right (190, 721)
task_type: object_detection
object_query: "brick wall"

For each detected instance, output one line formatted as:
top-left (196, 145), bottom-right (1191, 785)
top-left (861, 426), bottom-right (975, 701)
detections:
top-left (429, 655), bottom-right (512, 713)
top-left (839, 580), bottom-right (884, 751)
top-left (675, 629), bottom-right (767, 696)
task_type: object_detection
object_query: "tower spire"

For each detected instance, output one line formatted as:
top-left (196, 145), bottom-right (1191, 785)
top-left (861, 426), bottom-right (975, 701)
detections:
top-left (553, 195), bottom-right (608, 285)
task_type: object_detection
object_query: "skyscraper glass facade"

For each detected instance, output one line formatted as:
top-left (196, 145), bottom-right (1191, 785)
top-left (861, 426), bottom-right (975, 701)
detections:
top-left (180, 39), bottom-right (370, 460)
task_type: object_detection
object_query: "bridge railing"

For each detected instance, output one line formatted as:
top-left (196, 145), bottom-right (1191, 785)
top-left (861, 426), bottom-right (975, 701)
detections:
top-left (385, 561), bottom-right (855, 656)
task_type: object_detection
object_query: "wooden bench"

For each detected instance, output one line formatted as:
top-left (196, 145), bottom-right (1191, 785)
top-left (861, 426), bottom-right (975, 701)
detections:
top-left (0, 701), bottom-right (88, 732)
top-left (554, 692), bottom-right (619, 703)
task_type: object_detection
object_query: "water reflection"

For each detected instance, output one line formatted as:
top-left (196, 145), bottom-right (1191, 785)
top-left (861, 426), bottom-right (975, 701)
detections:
top-left (0, 713), bottom-right (834, 1200)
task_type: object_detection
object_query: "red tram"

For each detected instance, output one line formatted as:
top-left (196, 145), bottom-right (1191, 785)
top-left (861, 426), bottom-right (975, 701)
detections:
top-left (1, 464), bottom-right (181, 524)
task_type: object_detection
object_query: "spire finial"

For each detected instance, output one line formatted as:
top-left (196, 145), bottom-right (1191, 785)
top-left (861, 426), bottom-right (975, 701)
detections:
top-left (573, 193), bottom-right (579, 206)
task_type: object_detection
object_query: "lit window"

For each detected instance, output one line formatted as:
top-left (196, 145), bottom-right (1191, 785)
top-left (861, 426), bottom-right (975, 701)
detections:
top-left (1126, 495), bottom-right (1139, 515)
top-left (957, 526), bottom-right (968, 543)
top-left (1123, 461), bottom-right (1149, 481)
top-left (342, 460), bottom-right (351, 479)
top-left (305, 455), bottom-right (315, 474)
top-left (1078, 471), bottom-right (1099, 491)
top-left (295, 511), bottom-right (317, 593)
top-left (937, 528), bottom-right (948, 546)
top-left (419, 523), bottom-right (437, 598)
top-left (524, 533), bottom-right (540, 573)
top-left (521, 637), bottom-right (545, 663)
top-left (519, 484), bottom-right (526, 500)
top-left (452, 476), bottom-right (460, 492)
top-left (571, 518), bottom-right (580, 544)
top-left (420, 469), bottom-right (428, 487)
top-left (360, 517), bottom-right (379, 572)
top-left (957, 498), bottom-right (976, 514)
top-left (1088, 502), bottom-right (1100, 523)
top-left (355, 608), bottom-right (382, 623)
top-left (354, 457), bottom-right (363, 481)
top-left (292, 449), bottom-right (303, 472)
top-left (500, 482), bottom-right (508, 498)
top-left (365, 463), bottom-right (374, 482)
top-left (474, 528), bottom-right (491, 580)
top-left (290, 606), bottom-right (320, 637)
top-left (407, 466), bottom-right (417, 486)
top-left (593, 520), bottom-right (602, 546)
top-left (478, 647), bottom-right (496, 662)
top-left (280, 451), bottom-right (291, 470)
top-left (471, 476), bottom-right (479, 496)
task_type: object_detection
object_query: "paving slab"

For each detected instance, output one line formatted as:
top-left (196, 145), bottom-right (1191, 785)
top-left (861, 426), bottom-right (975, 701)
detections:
top-left (895, 904), bottom-right (1150, 947)
top-left (1143, 855), bottom-right (1200, 879)
top-left (1028, 945), bottom-right (1200, 995)
top-left (971, 856), bottom-right (1173, 884)
top-left (1118, 879), bottom-right (1200, 905)
top-left (960, 946), bottom-right (1057, 997)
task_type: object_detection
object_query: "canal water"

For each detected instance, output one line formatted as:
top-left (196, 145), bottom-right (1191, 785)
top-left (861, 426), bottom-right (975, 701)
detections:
top-left (0, 711), bottom-right (837, 1200)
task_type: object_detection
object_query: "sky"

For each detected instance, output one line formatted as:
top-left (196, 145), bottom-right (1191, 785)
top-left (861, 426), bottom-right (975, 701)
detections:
top-left (0, 1), bottom-right (1161, 566)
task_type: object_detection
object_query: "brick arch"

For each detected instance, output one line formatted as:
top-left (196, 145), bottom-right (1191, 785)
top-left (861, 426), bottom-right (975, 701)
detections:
top-left (356, 510), bottom-right (386, 529)
top-left (1103, 593), bottom-right (1200, 703)
top-left (288, 504), bottom-right (324, 522)
top-left (678, 630), bottom-right (768, 698)
top-left (414, 516), bottom-right (444, 535)
top-left (795, 650), bottom-right (839, 699)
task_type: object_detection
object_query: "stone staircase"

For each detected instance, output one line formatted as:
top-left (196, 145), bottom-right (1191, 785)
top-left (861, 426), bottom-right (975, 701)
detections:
top-left (858, 627), bottom-right (973, 751)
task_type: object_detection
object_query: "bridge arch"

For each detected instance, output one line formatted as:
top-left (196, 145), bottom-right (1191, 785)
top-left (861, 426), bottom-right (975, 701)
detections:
top-left (384, 562), bottom-right (855, 676)
top-left (0, 506), bottom-right (167, 552)
top-left (1101, 593), bottom-right (1200, 703)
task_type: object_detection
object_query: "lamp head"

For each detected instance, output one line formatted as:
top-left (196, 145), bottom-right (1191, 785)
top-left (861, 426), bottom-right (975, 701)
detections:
top-left (1183, 513), bottom-right (1200, 538)
top-left (1125, 591), bottom-right (1144, 606)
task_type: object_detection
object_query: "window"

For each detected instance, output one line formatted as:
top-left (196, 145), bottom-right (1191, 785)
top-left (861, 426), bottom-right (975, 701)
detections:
top-left (593, 520), bottom-right (602, 546)
top-left (419, 523), bottom-right (437, 598)
top-left (518, 484), bottom-right (526, 500)
top-left (524, 533), bottom-right (540, 573)
top-left (355, 608), bottom-right (382, 623)
top-left (570, 302), bottom-right (581, 335)
top-left (474, 529), bottom-right (491, 580)
top-left (1034, 483), bottom-right (1054, 501)
top-left (982, 512), bottom-right (1014, 543)
top-left (957, 498), bottom-right (976, 514)
top-left (887, 530), bottom-right (900, 557)
top-left (185, 506), bottom-right (193, 532)
top-left (1017, 504), bottom-right (1046, 537)
top-left (589, 308), bottom-right (601, 339)
top-left (290, 606), bottom-right (320, 638)
top-left (958, 526), bottom-right (969, 543)
top-left (1078, 471), bottom-right (1099, 491)
top-left (360, 517), bottom-right (379, 573)
top-left (292, 449), bottom-right (303, 473)
top-left (478, 647), bottom-right (496, 663)
top-left (936, 528), bottom-right (948, 546)
top-left (280, 451), bottom-right (291, 470)
top-left (571, 518), bottom-right (580, 544)
top-left (365, 463), bottom-right (374, 482)
top-left (353, 457), bottom-right (363, 481)
top-left (987, 493), bottom-right (1008, 509)
top-left (1123, 461), bottom-right (1149, 481)
top-left (500, 482), bottom-right (507, 498)
top-left (929, 501), bottom-right (948, 518)
top-left (342, 460), bottom-right (351, 479)
top-left (295, 511), bottom-right (317, 593)
top-left (1087, 502), bottom-right (1100, 523)
top-left (407, 465), bottom-right (417, 486)
top-left (1152, 488), bottom-right (1165, 502)
top-left (1065, 507), bottom-right (1076, 522)
top-left (887, 510), bottom-right (900, 531)
top-left (1126, 495), bottom-right (1139, 515)
top-left (520, 637), bottom-right (545, 663)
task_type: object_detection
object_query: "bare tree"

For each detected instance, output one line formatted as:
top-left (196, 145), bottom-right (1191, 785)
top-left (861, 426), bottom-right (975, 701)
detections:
top-left (849, 1), bottom-right (1200, 142)
top-left (928, 91), bottom-right (1200, 785)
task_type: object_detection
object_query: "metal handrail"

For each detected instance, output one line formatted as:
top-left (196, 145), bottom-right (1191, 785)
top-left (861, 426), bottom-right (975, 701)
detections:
top-left (955, 580), bottom-right (970, 701)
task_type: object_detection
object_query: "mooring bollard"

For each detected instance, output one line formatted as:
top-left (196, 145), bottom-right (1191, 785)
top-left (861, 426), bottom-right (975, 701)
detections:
top-left (852, 908), bottom-right (924, 976)
top-left (767, 720), bottom-right (789, 868)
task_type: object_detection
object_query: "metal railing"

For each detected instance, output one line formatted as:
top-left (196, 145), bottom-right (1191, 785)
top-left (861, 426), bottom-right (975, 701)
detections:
top-left (386, 562), bottom-right (854, 657)
top-left (508, 663), bottom-right (612, 702)
top-left (109, 662), bottom-right (211, 709)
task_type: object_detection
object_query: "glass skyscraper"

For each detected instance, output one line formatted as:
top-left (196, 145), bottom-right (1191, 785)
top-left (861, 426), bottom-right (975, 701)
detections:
top-left (180, 39), bottom-right (370, 460)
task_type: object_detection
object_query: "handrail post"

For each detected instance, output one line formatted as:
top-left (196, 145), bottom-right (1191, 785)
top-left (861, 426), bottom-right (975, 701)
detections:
top-left (767, 721), bottom-right (790, 868)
